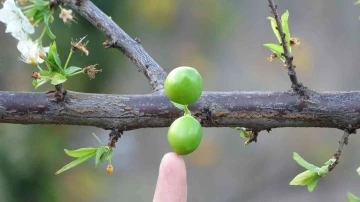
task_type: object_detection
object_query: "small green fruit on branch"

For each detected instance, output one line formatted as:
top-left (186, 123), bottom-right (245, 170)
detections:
top-left (165, 66), bottom-right (203, 156)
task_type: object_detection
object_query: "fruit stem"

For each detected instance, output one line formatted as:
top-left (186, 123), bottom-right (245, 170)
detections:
top-left (184, 105), bottom-right (191, 116)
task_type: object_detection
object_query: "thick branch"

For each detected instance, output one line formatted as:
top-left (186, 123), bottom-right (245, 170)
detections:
top-left (1, 90), bottom-right (360, 130)
top-left (59, 0), bottom-right (167, 91)
top-left (268, 0), bottom-right (304, 94)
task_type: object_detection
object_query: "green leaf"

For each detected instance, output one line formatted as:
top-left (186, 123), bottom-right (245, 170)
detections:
top-left (317, 165), bottom-right (329, 177)
top-left (95, 146), bottom-right (107, 166)
top-left (348, 192), bottom-right (360, 202)
top-left (171, 101), bottom-right (185, 110)
top-left (46, 26), bottom-right (56, 40)
top-left (103, 149), bottom-right (114, 160)
top-left (293, 152), bottom-right (320, 173)
top-left (32, 79), bottom-right (37, 87)
top-left (263, 43), bottom-right (285, 61)
top-left (46, 42), bottom-right (61, 72)
top-left (357, 167), bottom-right (360, 176)
top-left (267, 17), bottom-right (281, 43)
top-left (355, 0), bottom-right (360, 5)
top-left (42, 56), bottom-right (58, 72)
top-left (33, 78), bottom-right (49, 89)
top-left (34, 0), bottom-right (49, 10)
top-left (281, 10), bottom-right (291, 52)
top-left (51, 74), bottom-right (67, 85)
top-left (240, 131), bottom-right (250, 139)
top-left (64, 148), bottom-right (98, 158)
top-left (40, 70), bottom-right (51, 77)
top-left (307, 176), bottom-right (319, 192)
top-left (289, 170), bottom-right (318, 186)
top-left (55, 152), bottom-right (95, 174)
top-left (43, 10), bottom-right (52, 26)
top-left (65, 66), bottom-right (82, 76)
top-left (232, 127), bottom-right (243, 131)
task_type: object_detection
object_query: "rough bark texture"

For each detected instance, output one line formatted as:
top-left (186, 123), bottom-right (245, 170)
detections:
top-left (1, 90), bottom-right (360, 131)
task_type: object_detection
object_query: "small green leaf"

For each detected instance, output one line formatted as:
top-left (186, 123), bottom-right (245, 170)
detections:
top-left (95, 146), bottom-right (107, 166)
top-left (290, 170), bottom-right (318, 186)
top-left (317, 165), bottom-right (329, 177)
top-left (51, 74), bottom-right (67, 85)
top-left (240, 131), bottom-right (250, 139)
top-left (55, 152), bottom-right (95, 174)
top-left (281, 10), bottom-right (291, 52)
top-left (34, 0), bottom-right (49, 10)
top-left (42, 56), bottom-right (58, 72)
top-left (53, 52), bottom-right (62, 69)
top-left (32, 79), bottom-right (37, 87)
top-left (171, 101), bottom-right (185, 110)
top-left (103, 149), bottom-right (114, 160)
top-left (64, 148), bottom-right (98, 158)
top-left (263, 43), bottom-right (285, 61)
top-left (232, 127), bottom-right (243, 131)
top-left (33, 78), bottom-right (50, 89)
top-left (267, 17), bottom-right (281, 43)
top-left (65, 66), bottom-right (82, 76)
top-left (46, 41), bottom-right (62, 69)
top-left (40, 70), bottom-right (51, 77)
top-left (46, 42), bottom-right (61, 71)
top-left (46, 26), bottom-right (56, 40)
top-left (307, 176), bottom-right (319, 192)
top-left (357, 167), bottom-right (360, 176)
top-left (43, 10), bottom-right (51, 25)
top-left (100, 148), bottom-right (114, 162)
top-left (355, 0), bottom-right (360, 5)
top-left (293, 152), bottom-right (320, 173)
top-left (92, 133), bottom-right (104, 145)
top-left (348, 192), bottom-right (360, 202)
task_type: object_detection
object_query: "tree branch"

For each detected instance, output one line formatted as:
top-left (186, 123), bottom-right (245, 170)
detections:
top-left (58, 0), bottom-right (167, 91)
top-left (268, 0), bottom-right (304, 94)
top-left (1, 90), bottom-right (360, 130)
top-left (328, 128), bottom-right (356, 171)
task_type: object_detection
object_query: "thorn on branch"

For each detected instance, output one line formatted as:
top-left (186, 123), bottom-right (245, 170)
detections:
top-left (75, 0), bottom-right (86, 7)
top-left (108, 128), bottom-right (123, 148)
top-left (328, 126), bottom-right (356, 172)
top-left (103, 40), bottom-right (116, 49)
top-left (135, 37), bottom-right (141, 44)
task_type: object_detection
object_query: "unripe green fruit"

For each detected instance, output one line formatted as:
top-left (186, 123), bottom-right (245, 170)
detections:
top-left (167, 115), bottom-right (202, 155)
top-left (164, 66), bottom-right (203, 105)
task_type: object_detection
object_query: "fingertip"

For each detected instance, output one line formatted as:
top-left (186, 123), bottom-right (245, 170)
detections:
top-left (153, 152), bottom-right (187, 202)
top-left (160, 152), bottom-right (186, 172)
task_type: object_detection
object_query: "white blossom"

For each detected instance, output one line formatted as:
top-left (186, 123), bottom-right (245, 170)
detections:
top-left (17, 39), bottom-right (49, 65)
top-left (59, 8), bottom-right (76, 25)
top-left (0, 0), bottom-right (34, 40)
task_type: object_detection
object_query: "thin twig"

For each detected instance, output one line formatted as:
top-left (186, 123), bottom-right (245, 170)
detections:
top-left (244, 130), bottom-right (259, 146)
top-left (328, 127), bottom-right (356, 171)
top-left (58, 0), bottom-right (167, 91)
top-left (268, 0), bottom-right (305, 95)
top-left (108, 128), bottom-right (123, 148)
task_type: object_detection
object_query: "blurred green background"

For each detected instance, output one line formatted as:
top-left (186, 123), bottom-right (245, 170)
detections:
top-left (1, 0), bottom-right (360, 201)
